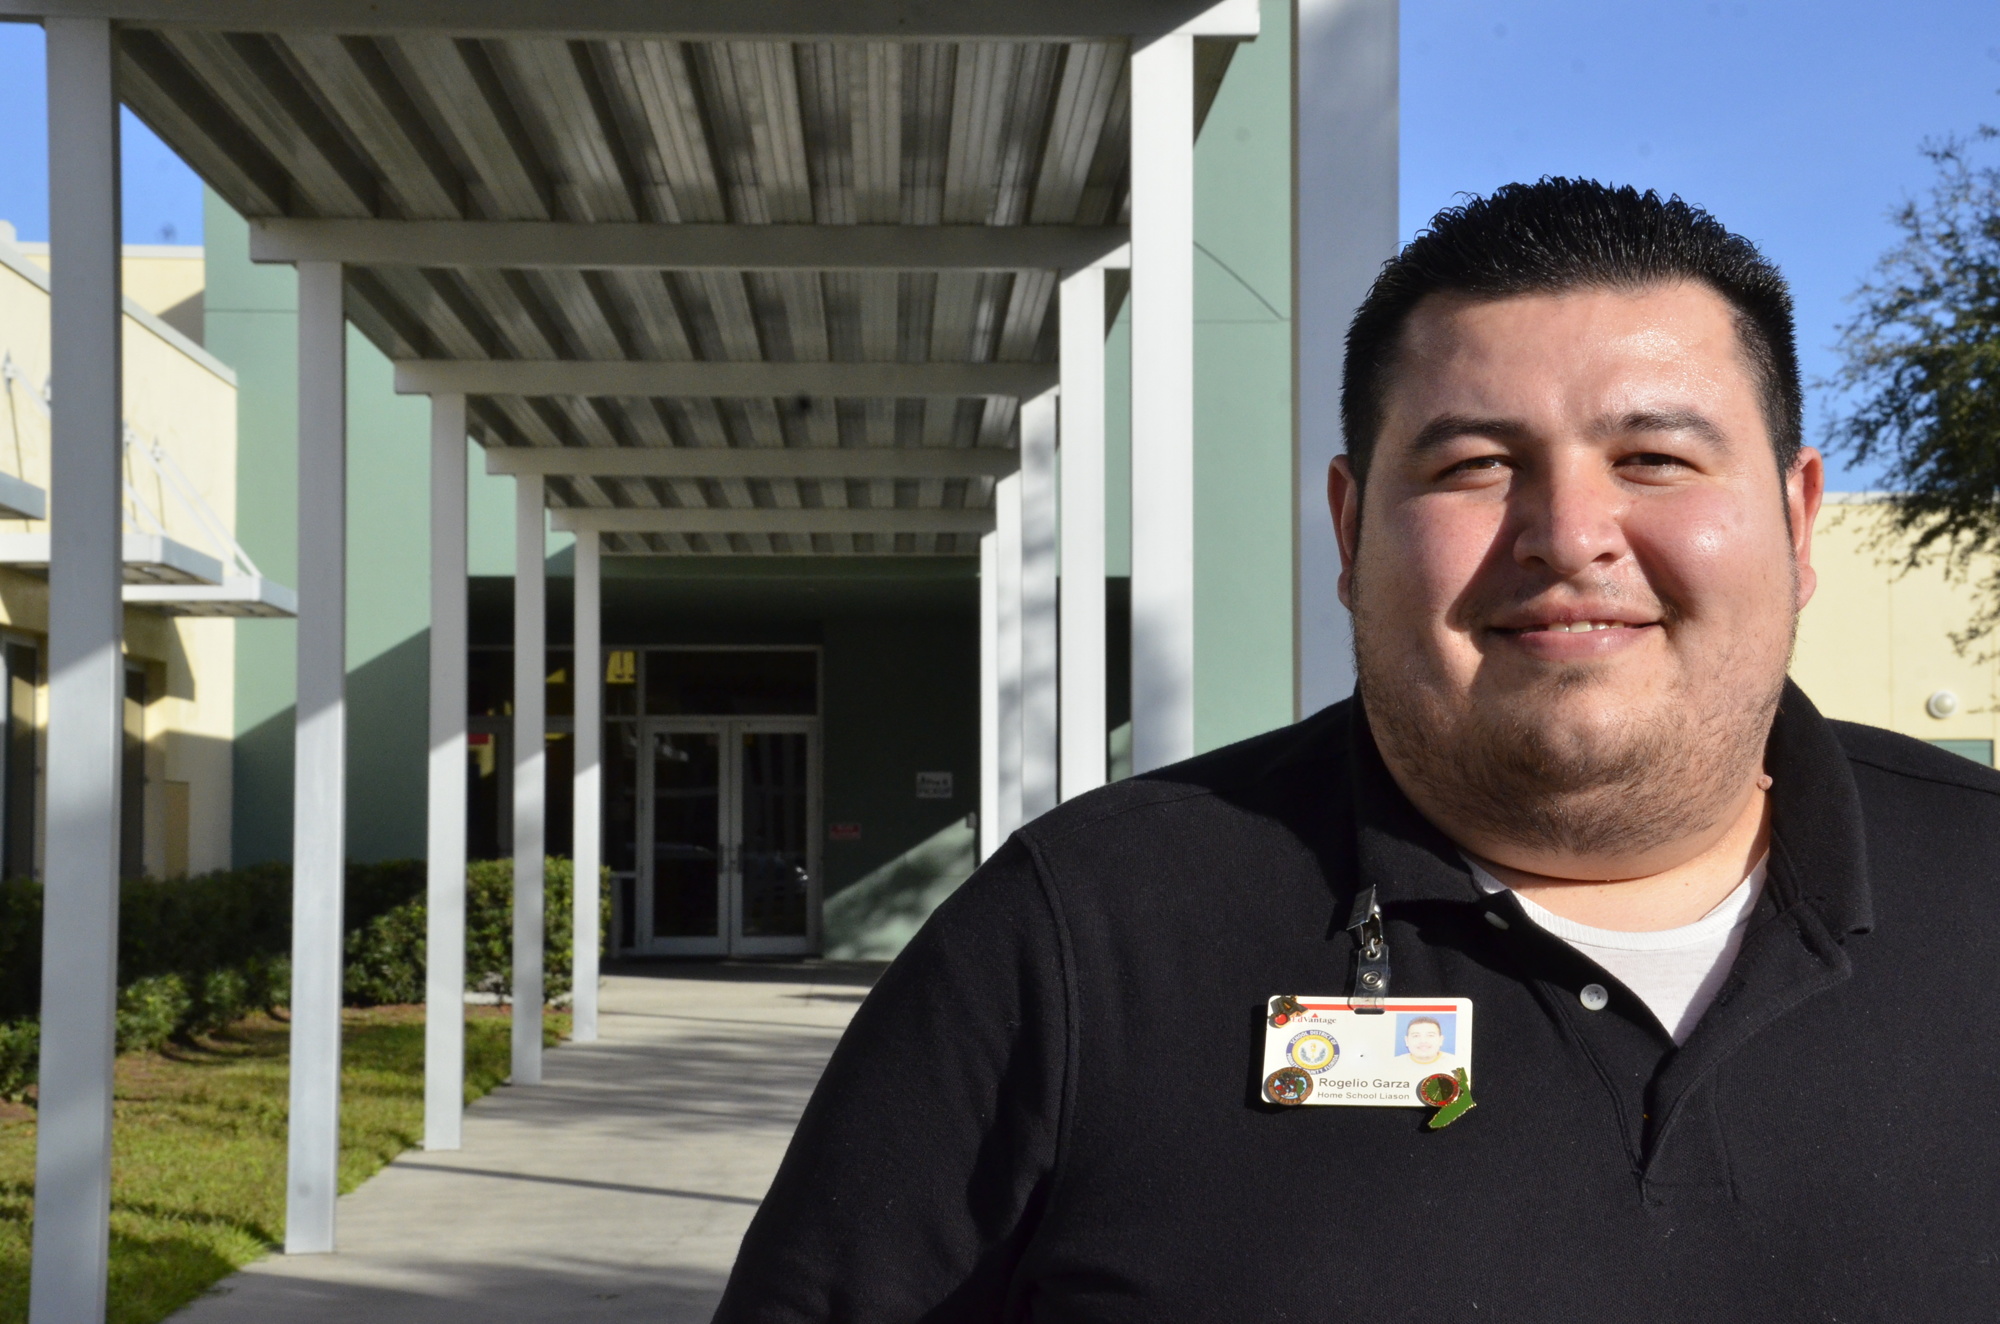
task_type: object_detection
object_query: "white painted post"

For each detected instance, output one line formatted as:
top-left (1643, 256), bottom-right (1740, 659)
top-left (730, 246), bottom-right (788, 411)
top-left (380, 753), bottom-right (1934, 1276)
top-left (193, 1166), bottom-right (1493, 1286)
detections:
top-left (1129, 32), bottom-right (1197, 773)
top-left (423, 394), bottom-right (467, 1151)
top-left (29, 20), bottom-right (121, 1323)
top-left (1018, 391), bottom-right (1059, 821)
top-left (512, 476), bottom-right (545, 1084)
top-left (1295, 0), bottom-right (1398, 715)
top-left (978, 530), bottom-right (1000, 862)
top-left (1059, 267), bottom-right (1108, 799)
top-left (571, 533), bottom-right (601, 1043)
top-left (995, 471), bottom-right (1024, 838)
top-left (286, 259), bottom-right (347, 1254)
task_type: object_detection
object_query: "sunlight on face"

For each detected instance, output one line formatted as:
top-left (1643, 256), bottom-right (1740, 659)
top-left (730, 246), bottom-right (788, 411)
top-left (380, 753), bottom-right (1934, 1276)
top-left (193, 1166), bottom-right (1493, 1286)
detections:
top-left (1336, 282), bottom-right (1822, 875)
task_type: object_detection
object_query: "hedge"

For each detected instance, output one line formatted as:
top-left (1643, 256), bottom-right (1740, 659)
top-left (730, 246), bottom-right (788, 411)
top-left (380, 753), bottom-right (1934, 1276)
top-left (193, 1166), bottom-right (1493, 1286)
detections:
top-left (0, 857), bottom-right (603, 1101)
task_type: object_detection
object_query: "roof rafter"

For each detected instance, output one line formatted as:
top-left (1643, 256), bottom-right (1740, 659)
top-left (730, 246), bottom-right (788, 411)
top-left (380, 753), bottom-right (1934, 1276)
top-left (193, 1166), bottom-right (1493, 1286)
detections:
top-left (485, 445), bottom-right (1014, 479)
top-left (395, 359), bottom-right (1056, 398)
top-left (550, 507), bottom-right (995, 535)
top-left (249, 219), bottom-right (1129, 271)
top-left (0, 0), bottom-right (1257, 40)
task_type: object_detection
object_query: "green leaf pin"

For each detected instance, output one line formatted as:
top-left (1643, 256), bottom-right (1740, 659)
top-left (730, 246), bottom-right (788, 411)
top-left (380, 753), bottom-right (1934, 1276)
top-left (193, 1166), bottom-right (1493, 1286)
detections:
top-left (1425, 1067), bottom-right (1476, 1130)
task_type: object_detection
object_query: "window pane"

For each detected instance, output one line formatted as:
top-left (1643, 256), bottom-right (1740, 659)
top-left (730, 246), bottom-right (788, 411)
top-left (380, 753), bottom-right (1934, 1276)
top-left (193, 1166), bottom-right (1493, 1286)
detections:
top-left (644, 650), bottom-right (816, 716)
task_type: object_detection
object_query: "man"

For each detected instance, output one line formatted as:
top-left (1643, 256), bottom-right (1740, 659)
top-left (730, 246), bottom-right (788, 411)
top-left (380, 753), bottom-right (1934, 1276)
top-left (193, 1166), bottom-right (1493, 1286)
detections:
top-left (714, 180), bottom-right (2000, 1320)
top-left (1400, 1015), bottom-right (1456, 1072)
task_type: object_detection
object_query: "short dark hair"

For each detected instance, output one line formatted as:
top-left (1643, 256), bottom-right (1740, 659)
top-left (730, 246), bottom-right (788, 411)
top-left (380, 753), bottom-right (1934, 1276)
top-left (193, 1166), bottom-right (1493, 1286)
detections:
top-left (1340, 178), bottom-right (1802, 483)
top-left (1406, 1016), bottom-right (1442, 1035)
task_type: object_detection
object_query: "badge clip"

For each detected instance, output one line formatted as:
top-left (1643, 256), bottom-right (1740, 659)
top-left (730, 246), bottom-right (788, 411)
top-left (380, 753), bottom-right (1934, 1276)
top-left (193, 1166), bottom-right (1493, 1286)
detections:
top-left (1345, 885), bottom-right (1390, 1012)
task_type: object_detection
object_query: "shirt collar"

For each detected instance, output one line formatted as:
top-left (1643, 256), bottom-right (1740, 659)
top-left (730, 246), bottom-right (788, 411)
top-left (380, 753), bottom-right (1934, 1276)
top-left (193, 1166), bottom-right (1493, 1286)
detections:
top-left (1332, 678), bottom-right (1874, 937)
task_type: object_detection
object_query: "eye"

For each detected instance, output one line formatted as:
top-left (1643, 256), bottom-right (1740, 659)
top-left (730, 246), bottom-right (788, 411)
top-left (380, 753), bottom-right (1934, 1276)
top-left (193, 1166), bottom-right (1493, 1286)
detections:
top-left (1619, 451), bottom-right (1688, 470)
top-left (1440, 454), bottom-right (1509, 479)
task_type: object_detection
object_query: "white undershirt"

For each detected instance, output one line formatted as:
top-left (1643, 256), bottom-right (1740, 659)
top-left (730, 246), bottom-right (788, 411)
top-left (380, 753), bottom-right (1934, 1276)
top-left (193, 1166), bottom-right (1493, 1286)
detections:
top-left (1467, 856), bottom-right (1768, 1045)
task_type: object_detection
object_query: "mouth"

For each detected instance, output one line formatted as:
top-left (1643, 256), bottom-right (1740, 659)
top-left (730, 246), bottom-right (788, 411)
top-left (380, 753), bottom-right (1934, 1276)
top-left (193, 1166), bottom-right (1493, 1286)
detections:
top-left (1505, 620), bottom-right (1655, 636)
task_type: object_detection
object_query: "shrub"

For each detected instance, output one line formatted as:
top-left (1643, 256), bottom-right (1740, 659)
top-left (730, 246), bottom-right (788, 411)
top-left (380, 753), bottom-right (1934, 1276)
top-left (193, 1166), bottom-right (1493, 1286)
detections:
top-left (0, 1018), bottom-right (36, 1101)
top-left (344, 900), bottom-right (427, 1007)
top-left (116, 974), bottom-right (192, 1054)
top-left (356, 858), bottom-right (607, 1007)
top-left (0, 858), bottom-right (602, 1096)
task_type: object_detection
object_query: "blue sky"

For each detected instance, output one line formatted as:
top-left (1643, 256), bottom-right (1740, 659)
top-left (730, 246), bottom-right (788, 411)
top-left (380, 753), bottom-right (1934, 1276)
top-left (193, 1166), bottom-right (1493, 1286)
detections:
top-left (0, 7), bottom-right (1996, 484)
top-left (1403, 0), bottom-right (2000, 487)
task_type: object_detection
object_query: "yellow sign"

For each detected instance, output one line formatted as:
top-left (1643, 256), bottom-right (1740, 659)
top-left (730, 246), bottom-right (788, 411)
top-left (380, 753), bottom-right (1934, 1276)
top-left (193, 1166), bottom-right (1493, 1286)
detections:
top-left (606, 650), bottom-right (636, 685)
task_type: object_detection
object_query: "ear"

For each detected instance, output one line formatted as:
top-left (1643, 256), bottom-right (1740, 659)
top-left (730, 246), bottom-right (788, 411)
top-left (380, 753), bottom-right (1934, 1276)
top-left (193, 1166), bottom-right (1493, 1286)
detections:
top-left (1328, 456), bottom-right (1363, 610)
top-left (1787, 446), bottom-right (1824, 612)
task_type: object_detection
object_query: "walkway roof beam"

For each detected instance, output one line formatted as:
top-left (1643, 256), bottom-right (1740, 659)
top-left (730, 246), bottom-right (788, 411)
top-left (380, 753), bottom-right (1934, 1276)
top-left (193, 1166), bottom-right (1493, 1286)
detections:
top-left (396, 360), bottom-right (1056, 400)
top-left (0, 0), bottom-right (1257, 39)
top-left (250, 221), bottom-right (1130, 273)
top-left (550, 508), bottom-right (995, 536)
top-left (486, 447), bottom-right (1016, 481)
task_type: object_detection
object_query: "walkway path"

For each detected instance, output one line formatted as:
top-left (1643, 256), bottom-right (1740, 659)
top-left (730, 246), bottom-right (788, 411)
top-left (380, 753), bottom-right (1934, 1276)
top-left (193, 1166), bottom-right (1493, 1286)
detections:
top-left (172, 963), bottom-right (879, 1323)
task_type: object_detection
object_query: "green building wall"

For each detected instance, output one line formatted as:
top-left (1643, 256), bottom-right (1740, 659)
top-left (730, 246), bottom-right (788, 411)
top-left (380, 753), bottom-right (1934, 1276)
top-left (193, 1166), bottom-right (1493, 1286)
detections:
top-left (207, 191), bottom-right (526, 865)
top-left (1192, 0), bottom-right (1297, 751)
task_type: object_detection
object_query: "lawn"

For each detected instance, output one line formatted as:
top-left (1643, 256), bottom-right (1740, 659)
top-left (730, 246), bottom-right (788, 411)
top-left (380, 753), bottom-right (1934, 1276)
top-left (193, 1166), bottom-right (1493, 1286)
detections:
top-left (0, 1005), bottom-right (567, 1324)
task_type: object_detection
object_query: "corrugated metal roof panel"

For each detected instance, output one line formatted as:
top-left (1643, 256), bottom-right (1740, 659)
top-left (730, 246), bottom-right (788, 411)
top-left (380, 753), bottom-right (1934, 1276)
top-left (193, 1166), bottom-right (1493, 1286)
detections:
top-left (106, 19), bottom-right (1208, 552)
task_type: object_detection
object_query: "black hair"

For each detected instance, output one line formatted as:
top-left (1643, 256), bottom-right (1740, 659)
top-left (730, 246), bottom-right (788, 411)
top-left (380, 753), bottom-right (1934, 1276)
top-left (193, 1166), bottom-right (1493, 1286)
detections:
top-left (1340, 178), bottom-right (1802, 482)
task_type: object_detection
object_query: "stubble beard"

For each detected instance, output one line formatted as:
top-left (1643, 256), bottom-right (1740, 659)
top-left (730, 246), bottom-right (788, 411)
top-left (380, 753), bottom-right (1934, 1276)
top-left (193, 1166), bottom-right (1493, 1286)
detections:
top-left (1354, 575), bottom-right (1792, 864)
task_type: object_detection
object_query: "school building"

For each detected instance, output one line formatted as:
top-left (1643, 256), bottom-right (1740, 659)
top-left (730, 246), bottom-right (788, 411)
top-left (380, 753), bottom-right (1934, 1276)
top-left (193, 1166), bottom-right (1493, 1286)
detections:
top-left (8, 0), bottom-right (1997, 1317)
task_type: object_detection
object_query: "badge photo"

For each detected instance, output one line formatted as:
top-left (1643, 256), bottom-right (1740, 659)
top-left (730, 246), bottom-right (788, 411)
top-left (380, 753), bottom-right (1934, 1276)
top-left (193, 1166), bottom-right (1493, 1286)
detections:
top-left (1259, 997), bottom-right (1475, 1110)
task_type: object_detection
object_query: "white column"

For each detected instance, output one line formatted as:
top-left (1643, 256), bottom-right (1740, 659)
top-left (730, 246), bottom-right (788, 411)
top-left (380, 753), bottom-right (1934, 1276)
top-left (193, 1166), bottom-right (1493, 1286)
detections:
top-left (1129, 32), bottom-right (1197, 773)
top-left (1059, 267), bottom-right (1108, 799)
top-left (1295, 0), bottom-right (1398, 715)
top-left (571, 533), bottom-right (601, 1043)
top-left (995, 471), bottom-right (1024, 838)
top-left (423, 394), bottom-right (467, 1151)
top-left (286, 259), bottom-right (347, 1254)
top-left (1018, 390), bottom-right (1059, 821)
top-left (977, 530), bottom-right (1000, 862)
top-left (511, 475), bottom-right (546, 1085)
top-left (29, 20), bottom-right (121, 1323)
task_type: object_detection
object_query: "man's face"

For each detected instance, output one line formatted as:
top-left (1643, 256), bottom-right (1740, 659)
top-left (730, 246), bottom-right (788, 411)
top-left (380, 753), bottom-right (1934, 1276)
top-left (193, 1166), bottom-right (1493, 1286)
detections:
top-left (1331, 282), bottom-right (1823, 878)
top-left (1405, 1020), bottom-right (1444, 1062)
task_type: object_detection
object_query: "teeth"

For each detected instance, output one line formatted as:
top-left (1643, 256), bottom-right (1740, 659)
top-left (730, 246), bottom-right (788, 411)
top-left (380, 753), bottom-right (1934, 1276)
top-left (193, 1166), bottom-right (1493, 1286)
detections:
top-left (1544, 621), bottom-right (1624, 633)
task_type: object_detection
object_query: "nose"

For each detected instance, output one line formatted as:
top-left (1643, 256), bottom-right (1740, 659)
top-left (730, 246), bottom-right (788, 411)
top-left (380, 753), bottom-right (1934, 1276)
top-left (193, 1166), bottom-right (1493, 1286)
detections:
top-left (1510, 456), bottom-right (1629, 577)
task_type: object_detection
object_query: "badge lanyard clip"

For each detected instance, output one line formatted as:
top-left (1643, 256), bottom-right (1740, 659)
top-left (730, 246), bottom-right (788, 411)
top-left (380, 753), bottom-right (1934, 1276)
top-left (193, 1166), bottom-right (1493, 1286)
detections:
top-left (1346, 885), bottom-right (1390, 1012)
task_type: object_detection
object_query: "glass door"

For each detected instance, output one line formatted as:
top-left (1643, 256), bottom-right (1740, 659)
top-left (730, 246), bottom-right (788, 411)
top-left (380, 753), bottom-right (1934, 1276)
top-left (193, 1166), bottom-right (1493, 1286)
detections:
top-left (638, 722), bottom-right (728, 956)
top-left (730, 722), bottom-right (818, 956)
top-left (621, 717), bottom-right (819, 957)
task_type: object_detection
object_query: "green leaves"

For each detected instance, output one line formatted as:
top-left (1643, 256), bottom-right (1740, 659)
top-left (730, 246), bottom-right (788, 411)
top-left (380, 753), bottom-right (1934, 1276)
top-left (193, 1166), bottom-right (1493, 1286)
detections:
top-left (1830, 124), bottom-right (2000, 648)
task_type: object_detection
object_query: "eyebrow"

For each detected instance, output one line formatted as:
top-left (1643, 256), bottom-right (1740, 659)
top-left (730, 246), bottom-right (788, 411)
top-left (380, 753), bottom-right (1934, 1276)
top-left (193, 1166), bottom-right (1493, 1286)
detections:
top-left (1406, 414), bottom-right (1533, 456)
top-left (1404, 408), bottom-right (1729, 457)
top-left (1594, 409), bottom-right (1728, 448)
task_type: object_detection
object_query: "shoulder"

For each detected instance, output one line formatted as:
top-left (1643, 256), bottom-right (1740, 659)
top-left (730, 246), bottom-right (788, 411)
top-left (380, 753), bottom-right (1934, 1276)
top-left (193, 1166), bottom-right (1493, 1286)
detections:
top-left (1018, 703), bottom-right (1351, 852)
top-left (1831, 720), bottom-right (2000, 800)
top-left (1008, 704), bottom-right (1352, 872)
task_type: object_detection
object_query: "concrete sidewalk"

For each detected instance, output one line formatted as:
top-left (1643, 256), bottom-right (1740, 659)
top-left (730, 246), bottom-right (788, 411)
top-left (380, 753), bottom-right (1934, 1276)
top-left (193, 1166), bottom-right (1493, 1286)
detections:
top-left (171, 963), bottom-right (878, 1323)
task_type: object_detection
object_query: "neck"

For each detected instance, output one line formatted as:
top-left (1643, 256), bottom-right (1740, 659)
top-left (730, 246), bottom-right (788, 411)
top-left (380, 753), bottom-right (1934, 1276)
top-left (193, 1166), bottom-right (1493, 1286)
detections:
top-left (1470, 783), bottom-right (1771, 932)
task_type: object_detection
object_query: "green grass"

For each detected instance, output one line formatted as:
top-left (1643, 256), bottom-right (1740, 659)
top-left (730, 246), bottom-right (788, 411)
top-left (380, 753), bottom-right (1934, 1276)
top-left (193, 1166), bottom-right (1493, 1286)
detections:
top-left (0, 1005), bottom-right (568, 1324)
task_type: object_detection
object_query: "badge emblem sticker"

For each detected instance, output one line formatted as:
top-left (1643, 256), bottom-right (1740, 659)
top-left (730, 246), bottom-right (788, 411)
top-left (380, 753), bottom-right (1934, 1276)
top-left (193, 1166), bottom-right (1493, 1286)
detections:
top-left (1415, 1072), bottom-right (1459, 1107)
top-left (1260, 996), bottom-right (1474, 1111)
top-left (1286, 1031), bottom-right (1339, 1072)
top-left (1265, 1067), bottom-right (1313, 1106)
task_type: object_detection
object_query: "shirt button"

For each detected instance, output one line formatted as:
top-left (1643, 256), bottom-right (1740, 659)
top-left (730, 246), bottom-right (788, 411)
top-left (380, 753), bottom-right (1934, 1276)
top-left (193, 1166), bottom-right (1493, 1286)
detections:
top-left (1579, 983), bottom-right (1610, 1012)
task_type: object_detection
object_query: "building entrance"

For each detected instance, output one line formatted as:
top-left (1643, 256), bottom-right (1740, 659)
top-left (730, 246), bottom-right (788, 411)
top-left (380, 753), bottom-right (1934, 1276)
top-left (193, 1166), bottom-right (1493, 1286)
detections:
top-left (610, 717), bottom-right (819, 957)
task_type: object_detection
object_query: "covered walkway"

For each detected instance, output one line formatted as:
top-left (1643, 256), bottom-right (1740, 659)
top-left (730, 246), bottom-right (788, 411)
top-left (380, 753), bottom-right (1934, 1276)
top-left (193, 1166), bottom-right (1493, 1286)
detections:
top-left (170, 964), bottom-right (879, 1324)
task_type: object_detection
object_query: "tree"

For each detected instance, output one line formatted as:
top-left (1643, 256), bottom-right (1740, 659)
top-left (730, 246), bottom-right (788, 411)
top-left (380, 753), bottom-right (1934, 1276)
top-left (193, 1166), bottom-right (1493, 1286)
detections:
top-left (1829, 123), bottom-right (2000, 646)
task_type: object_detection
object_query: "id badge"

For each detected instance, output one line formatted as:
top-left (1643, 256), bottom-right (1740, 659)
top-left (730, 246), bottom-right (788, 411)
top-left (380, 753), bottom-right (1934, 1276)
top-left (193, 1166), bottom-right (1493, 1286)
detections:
top-left (1262, 996), bottom-right (1474, 1108)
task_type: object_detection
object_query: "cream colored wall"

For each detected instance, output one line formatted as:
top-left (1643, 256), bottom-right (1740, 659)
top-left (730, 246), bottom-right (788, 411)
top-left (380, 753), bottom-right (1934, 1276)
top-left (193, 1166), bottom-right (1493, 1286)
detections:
top-left (1793, 496), bottom-right (2000, 754)
top-left (0, 221), bottom-right (239, 874)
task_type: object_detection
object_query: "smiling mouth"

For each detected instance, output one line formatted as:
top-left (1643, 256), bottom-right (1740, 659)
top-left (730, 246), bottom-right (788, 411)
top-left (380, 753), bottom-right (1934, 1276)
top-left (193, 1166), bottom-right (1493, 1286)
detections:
top-left (1510, 620), bottom-right (1651, 635)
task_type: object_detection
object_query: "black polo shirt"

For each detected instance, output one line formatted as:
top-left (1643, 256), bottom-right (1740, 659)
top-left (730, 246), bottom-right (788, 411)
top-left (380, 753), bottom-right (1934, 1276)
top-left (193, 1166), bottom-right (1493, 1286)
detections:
top-left (714, 684), bottom-right (2000, 1322)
